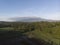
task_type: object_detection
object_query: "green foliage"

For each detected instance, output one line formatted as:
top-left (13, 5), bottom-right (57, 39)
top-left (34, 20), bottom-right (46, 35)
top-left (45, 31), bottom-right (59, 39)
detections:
top-left (0, 21), bottom-right (60, 45)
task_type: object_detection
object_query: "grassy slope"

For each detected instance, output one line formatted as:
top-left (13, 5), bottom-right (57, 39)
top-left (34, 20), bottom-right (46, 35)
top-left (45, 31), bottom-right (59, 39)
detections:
top-left (25, 26), bottom-right (60, 45)
top-left (0, 27), bottom-right (60, 45)
top-left (0, 22), bottom-right (60, 45)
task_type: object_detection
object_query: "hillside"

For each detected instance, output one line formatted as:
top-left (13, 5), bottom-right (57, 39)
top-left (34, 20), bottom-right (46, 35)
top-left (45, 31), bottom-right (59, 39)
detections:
top-left (0, 22), bottom-right (60, 45)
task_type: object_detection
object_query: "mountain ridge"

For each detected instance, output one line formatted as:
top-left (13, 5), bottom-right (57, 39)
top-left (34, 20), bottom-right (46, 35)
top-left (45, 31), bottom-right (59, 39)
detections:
top-left (8, 17), bottom-right (60, 22)
top-left (0, 17), bottom-right (60, 22)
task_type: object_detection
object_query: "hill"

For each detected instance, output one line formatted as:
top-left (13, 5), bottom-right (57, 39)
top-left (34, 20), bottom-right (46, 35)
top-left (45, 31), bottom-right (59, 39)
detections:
top-left (0, 21), bottom-right (60, 45)
top-left (9, 17), bottom-right (58, 22)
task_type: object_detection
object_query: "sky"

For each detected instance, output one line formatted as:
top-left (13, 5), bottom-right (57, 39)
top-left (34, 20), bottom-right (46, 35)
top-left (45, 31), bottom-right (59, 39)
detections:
top-left (0, 0), bottom-right (60, 21)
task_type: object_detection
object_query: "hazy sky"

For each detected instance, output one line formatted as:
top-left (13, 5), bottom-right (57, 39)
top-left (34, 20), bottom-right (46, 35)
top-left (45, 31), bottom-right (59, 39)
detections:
top-left (0, 0), bottom-right (60, 21)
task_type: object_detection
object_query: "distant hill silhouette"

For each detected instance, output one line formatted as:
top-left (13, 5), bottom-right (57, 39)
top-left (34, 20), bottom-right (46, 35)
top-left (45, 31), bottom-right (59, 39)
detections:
top-left (9, 17), bottom-right (59, 22)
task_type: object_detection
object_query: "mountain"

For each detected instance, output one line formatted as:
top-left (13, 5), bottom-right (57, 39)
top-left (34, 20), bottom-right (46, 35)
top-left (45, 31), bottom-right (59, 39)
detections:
top-left (0, 17), bottom-right (60, 22)
top-left (9, 17), bottom-right (57, 22)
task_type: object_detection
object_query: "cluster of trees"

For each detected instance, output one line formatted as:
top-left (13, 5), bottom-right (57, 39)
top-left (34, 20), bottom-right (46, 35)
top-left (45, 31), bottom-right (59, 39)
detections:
top-left (0, 21), bottom-right (60, 32)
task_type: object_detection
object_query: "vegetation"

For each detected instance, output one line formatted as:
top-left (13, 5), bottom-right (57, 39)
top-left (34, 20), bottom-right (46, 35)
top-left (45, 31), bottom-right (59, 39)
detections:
top-left (0, 21), bottom-right (60, 45)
